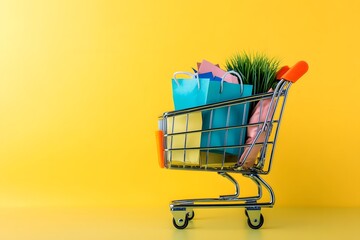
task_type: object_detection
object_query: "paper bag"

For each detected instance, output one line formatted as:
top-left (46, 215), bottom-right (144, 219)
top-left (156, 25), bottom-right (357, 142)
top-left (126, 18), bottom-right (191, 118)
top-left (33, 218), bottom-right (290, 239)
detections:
top-left (166, 112), bottom-right (202, 165)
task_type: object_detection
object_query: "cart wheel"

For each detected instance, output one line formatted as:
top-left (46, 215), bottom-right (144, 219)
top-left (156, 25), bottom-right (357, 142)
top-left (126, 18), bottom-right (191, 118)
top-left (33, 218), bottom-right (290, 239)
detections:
top-left (187, 210), bottom-right (195, 221)
top-left (247, 214), bottom-right (264, 229)
top-left (173, 217), bottom-right (189, 230)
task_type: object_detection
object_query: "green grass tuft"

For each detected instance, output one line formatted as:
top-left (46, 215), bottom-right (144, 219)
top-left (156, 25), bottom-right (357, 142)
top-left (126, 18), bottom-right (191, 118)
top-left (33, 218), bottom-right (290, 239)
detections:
top-left (225, 52), bottom-right (280, 95)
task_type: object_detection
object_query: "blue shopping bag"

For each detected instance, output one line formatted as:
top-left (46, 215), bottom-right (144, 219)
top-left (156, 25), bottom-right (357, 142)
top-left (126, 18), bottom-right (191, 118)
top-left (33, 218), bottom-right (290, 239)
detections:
top-left (172, 71), bottom-right (253, 156)
top-left (198, 72), bottom-right (222, 82)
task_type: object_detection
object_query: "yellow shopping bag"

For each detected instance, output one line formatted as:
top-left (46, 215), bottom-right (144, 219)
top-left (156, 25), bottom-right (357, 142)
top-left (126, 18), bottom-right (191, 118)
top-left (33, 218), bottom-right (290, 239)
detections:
top-left (166, 112), bottom-right (202, 165)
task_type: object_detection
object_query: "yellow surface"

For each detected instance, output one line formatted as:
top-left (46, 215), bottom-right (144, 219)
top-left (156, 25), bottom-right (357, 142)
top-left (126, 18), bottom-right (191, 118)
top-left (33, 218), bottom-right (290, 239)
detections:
top-left (1, 0), bottom-right (360, 208)
top-left (0, 207), bottom-right (359, 240)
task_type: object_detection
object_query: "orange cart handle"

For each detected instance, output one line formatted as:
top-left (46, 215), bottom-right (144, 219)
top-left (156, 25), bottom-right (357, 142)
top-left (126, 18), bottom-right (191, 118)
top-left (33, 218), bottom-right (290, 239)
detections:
top-left (276, 65), bottom-right (290, 80)
top-left (155, 130), bottom-right (165, 168)
top-left (281, 61), bottom-right (309, 83)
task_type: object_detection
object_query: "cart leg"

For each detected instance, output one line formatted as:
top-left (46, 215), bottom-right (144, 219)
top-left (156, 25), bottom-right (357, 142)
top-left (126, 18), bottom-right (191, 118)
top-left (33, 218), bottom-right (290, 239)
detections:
top-left (218, 172), bottom-right (240, 199)
top-left (245, 207), bottom-right (264, 229)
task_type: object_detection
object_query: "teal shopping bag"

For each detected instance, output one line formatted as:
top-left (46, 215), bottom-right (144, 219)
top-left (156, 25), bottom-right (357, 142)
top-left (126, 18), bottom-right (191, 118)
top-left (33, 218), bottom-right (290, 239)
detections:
top-left (200, 78), bottom-right (253, 156)
top-left (171, 71), bottom-right (253, 156)
top-left (171, 72), bottom-right (211, 110)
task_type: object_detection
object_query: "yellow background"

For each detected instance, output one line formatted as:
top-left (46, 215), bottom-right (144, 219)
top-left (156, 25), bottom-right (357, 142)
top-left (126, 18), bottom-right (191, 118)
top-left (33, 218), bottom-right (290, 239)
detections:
top-left (0, 0), bottom-right (359, 208)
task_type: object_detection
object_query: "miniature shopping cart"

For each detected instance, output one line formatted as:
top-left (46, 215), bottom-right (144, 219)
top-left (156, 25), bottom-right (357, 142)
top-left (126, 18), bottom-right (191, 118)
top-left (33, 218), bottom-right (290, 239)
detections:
top-left (156, 61), bottom-right (308, 229)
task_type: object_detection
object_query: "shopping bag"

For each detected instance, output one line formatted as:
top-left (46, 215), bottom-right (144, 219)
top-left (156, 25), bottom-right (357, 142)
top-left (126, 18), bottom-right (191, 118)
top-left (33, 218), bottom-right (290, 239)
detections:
top-left (198, 59), bottom-right (239, 83)
top-left (239, 89), bottom-right (276, 169)
top-left (171, 72), bottom-right (211, 110)
top-left (166, 112), bottom-right (202, 165)
top-left (239, 66), bottom-right (293, 168)
top-left (170, 72), bottom-right (207, 165)
top-left (171, 71), bottom-right (252, 158)
top-left (171, 71), bottom-right (251, 109)
top-left (200, 71), bottom-right (253, 156)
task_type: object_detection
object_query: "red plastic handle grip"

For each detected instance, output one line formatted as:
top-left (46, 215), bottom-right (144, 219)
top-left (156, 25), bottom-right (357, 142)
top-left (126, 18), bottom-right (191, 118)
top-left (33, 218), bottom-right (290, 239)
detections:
top-left (155, 130), bottom-right (165, 168)
top-left (281, 61), bottom-right (309, 83)
top-left (276, 65), bottom-right (290, 80)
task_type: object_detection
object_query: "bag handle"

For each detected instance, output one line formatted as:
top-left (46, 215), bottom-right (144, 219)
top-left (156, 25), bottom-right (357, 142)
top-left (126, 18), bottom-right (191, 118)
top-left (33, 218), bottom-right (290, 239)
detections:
top-left (221, 71), bottom-right (244, 95)
top-left (173, 72), bottom-right (200, 89)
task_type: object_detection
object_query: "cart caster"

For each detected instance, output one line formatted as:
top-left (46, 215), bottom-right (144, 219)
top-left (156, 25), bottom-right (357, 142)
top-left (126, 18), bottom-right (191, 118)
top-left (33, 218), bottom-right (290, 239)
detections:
top-left (171, 208), bottom-right (192, 229)
top-left (245, 208), bottom-right (264, 229)
top-left (173, 217), bottom-right (189, 229)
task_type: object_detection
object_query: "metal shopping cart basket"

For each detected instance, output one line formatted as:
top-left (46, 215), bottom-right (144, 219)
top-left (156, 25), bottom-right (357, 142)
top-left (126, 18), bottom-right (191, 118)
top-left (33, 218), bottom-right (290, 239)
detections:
top-left (156, 61), bottom-right (308, 229)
